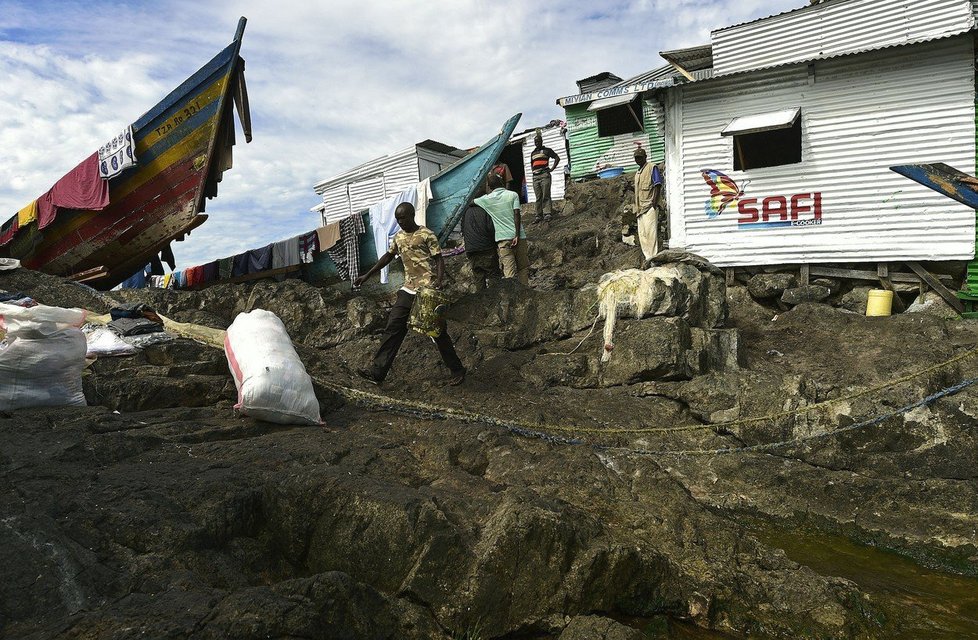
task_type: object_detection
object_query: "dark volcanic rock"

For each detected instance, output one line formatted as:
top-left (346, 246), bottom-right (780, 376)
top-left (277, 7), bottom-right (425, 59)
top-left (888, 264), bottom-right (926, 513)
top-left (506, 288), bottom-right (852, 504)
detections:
top-left (840, 285), bottom-right (872, 314)
top-left (747, 273), bottom-right (796, 299)
top-left (522, 317), bottom-right (740, 389)
top-left (0, 267), bottom-right (114, 312)
top-left (780, 284), bottom-right (831, 306)
top-left (191, 572), bottom-right (442, 640)
top-left (83, 339), bottom-right (235, 412)
top-left (447, 279), bottom-right (596, 350)
top-left (0, 403), bottom-right (878, 639)
top-left (560, 615), bottom-right (646, 639)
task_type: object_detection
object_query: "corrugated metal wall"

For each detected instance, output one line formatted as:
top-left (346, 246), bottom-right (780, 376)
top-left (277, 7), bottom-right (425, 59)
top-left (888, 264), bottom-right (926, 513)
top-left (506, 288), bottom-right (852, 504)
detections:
top-left (316, 146), bottom-right (421, 224)
top-left (967, 44), bottom-right (978, 292)
top-left (321, 184), bottom-right (352, 225)
top-left (521, 126), bottom-right (568, 202)
top-left (713, 0), bottom-right (974, 76)
top-left (347, 175), bottom-right (386, 216)
top-left (565, 98), bottom-right (664, 179)
top-left (667, 36), bottom-right (976, 267)
top-left (419, 158), bottom-right (443, 180)
top-left (417, 147), bottom-right (461, 182)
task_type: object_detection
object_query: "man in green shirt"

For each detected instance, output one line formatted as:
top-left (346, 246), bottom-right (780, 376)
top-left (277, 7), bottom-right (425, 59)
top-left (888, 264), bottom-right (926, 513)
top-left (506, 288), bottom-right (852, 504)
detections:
top-left (474, 173), bottom-right (530, 286)
top-left (354, 202), bottom-right (466, 385)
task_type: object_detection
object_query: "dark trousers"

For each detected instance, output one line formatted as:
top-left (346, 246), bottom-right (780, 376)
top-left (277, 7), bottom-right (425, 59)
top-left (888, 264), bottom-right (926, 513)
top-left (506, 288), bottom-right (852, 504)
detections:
top-left (467, 249), bottom-right (500, 289)
top-left (371, 290), bottom-right (465, 380)
top-left (532, 172), bottom-right (552, 217)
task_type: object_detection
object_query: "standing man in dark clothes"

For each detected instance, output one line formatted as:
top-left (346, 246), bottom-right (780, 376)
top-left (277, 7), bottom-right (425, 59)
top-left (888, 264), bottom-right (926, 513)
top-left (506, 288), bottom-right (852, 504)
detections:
top-left (354, 202), bottom-right (466, 386)
top-left (461, 201), bottom-right (499, 289)
top-left (530, 130), bottom-right (560, 223)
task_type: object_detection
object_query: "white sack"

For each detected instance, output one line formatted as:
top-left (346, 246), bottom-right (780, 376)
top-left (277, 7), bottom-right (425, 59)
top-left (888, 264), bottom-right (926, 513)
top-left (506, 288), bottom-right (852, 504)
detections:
top-left (224, 309), bottom-right (321, 425)
top-left (1, 302), bottom-right (87, 335)
top-left (0, 303), bottom-right (87, 411)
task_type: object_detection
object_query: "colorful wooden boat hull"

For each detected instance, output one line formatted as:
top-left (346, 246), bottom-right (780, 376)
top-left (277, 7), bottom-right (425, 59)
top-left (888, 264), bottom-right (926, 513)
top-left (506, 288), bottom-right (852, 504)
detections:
top-left (3, 19), bottom-right (251, 288)
top-left (306, 113), bottom-right (522, 291)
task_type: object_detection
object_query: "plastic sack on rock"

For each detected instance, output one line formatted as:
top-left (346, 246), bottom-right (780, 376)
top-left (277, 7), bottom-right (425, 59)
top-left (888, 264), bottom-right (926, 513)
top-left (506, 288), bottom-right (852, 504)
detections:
top-left (83, 325), bottom-right (138, 357)
top-left (409, 287), bottom-right (450, 337)
top-left (224, 309), bottom-right (321, 425)
top-left (0, 302), bottom-right (87, 411)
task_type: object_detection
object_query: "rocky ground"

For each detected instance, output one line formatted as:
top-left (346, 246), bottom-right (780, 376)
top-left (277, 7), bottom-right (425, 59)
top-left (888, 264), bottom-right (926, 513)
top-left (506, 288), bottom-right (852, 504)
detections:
top-left (2, 177), bottom-right (978, 639)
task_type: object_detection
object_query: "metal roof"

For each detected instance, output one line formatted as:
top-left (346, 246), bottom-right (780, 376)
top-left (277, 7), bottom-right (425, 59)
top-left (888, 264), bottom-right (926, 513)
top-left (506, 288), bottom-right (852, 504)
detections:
top-left (711, 0), bottom-right (976, 77)
top-left (712, 0), bottom-right (838, 34)
top-left (313, 139), bottom-right (459, 192)
top-left (510, 119), bottom-right (565, 142)
top-left (659, 44), bottom-right (714, 72)
top-left (417, 139), bottom-right (461, 156)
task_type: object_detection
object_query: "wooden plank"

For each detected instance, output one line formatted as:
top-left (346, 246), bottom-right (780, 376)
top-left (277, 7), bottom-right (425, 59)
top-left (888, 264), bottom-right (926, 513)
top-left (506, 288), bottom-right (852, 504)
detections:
top-left (725, 267), bottom-right (735, 286)
top-left (67, 266), bottom-right (108, 282)
top-left (808, 266), bottom-right (952, 284)
top-left (800, 264), bottom-right (810, 286)
top-left (907, 261), bottom-right (965, 313)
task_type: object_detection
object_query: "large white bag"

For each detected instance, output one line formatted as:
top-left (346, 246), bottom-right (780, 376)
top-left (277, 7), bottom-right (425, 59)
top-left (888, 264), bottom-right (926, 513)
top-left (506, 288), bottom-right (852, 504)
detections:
top-left (224, 309), bottom-right (321, 425)
top-left (0, 303), bottom-right (87, 411)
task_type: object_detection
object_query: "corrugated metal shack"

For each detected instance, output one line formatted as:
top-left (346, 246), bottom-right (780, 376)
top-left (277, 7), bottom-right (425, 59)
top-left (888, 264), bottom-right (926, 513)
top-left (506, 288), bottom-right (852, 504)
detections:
top-left (497, 121), bottom-right (568, 203)
top-left (659, 0), bottom-right (978, 275)
top-left (312, 140), bottom-right (464, 225)
top-left (556, 67), bottom-right (679, 180)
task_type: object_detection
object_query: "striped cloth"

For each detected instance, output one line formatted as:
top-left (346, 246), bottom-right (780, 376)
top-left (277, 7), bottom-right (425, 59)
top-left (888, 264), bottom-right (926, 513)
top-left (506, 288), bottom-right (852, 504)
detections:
top-left (326, 213), bottom-right (366, 288)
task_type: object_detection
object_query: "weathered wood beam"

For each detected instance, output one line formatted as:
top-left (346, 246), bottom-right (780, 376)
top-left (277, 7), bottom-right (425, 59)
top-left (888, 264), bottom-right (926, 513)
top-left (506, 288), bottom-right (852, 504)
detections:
top-left (906, 261), bottom-right (964, 314)
top-left (808, 266), bottom-right (951, 284)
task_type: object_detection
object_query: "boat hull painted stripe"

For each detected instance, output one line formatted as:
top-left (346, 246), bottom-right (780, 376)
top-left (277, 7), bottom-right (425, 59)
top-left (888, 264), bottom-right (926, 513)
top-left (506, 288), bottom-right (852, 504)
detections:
top-left (132, 74), bottom-right (226, 165)
top-left (132, 42), bottom-right (236, 131)
top-left (32, 93), bottom-right (225, 249)
top-left (29, 144), bottom-right (209, 271)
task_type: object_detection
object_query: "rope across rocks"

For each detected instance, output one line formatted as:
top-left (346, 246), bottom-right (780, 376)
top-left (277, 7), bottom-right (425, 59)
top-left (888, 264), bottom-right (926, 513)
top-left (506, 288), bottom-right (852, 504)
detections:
top-left (157, 313), bottom-right (978, 457)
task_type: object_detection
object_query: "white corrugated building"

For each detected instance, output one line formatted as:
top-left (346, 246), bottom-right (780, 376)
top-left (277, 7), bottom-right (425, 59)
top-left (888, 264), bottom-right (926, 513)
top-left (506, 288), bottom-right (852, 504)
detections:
top-left (312, 140), bottom-right (464, 225)
top-left (658, 0), bottom-right (978, 267)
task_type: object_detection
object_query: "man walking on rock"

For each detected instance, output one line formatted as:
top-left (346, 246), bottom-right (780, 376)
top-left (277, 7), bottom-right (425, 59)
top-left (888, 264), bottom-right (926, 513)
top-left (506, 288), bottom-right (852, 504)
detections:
top-left (529, 131), bottom-right (560, 223)
top-left (475, 173), bottom-right (530, 286)
top-left (633, 147), bottom-right (664, 260)
top-left (354, 202), bottom-right (466, 386)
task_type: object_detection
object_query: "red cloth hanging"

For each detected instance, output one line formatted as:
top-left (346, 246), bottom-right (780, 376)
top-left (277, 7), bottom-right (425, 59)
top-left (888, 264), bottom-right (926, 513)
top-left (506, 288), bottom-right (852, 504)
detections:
top-left (0, 215), bottom-right (19, 246)
top-left (39, 152), bottom-right (110, 230)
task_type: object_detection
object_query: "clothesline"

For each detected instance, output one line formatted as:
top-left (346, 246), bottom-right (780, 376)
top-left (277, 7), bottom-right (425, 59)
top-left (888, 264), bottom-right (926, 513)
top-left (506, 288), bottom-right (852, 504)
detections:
top-left (124, 177), bottom-right (436, 291)
top-left (120, 210), bottom-right (365, 291)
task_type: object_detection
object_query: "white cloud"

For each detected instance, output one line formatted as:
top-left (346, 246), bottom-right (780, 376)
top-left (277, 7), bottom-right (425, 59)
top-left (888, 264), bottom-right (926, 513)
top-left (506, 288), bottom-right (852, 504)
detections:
top-left (0, 0), bottom-right (801, 270)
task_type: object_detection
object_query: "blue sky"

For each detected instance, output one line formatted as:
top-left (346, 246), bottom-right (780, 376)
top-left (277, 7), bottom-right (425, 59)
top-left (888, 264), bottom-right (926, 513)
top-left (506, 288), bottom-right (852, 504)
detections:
top-left (0, 0), bottom-right (801, 269)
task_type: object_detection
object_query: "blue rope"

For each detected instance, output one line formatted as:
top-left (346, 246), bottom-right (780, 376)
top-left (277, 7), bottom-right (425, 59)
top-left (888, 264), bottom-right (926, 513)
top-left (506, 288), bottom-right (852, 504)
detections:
top-left (621, 377), bottom-right (978, 457)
